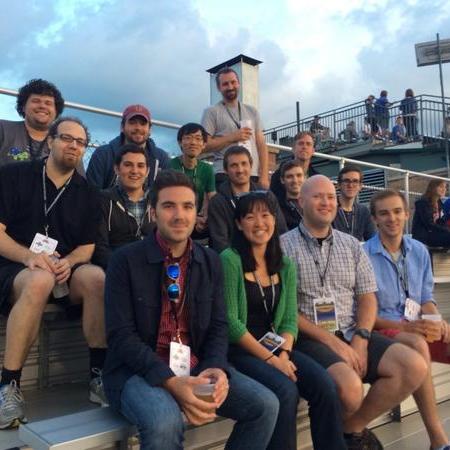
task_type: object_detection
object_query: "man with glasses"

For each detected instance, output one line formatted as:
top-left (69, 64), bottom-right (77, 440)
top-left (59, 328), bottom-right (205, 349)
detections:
top-left (0, 117), bottom-right (107, 428)
top-left (333, 165), bottom-right (376, 242)
top-left (103, 170), bottom-right (279, 450)
top-left (87, 104), bottom-right (170, 189)
top-left (170, 123), bottom-right (216, 237)
top-left (281, 175), bottom-right (428, 450)
top-left (208, 146), bottom-right (286, 253)
top-left (0, 79), bottom-right (64, 166)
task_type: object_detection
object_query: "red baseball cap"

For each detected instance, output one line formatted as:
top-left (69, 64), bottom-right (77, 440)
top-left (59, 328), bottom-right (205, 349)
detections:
top-left (122, 104), bottom-right (151, 122)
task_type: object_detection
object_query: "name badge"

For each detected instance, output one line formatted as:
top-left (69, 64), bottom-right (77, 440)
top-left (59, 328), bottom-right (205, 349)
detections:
top-left (258, 331), bottom-right (285, 353)
top-left (169, 341), bottom-right (191, 377)
top-left (313, 297), bottom-right (339, 332)
top-left (30, 233), bottom-right (58, 255)
top-left (404, 298), bottom-right (421, 321)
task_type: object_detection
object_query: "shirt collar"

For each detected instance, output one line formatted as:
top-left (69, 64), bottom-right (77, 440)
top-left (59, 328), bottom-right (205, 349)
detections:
top-left (298, 221), bottom-right (333, 245)
top-left (155, 230), bottom-right (192, 262)
top-left (370, 232), bottom-right (412, 256)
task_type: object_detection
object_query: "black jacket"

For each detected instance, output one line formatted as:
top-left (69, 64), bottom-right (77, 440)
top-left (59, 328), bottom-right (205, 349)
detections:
top-left (332, 202), bottom-right (376, 242)
top-left (208, 180), bottom-right (288, 253)
top-left (412, 197), bottom-right (450, 247)
top-left (279, 197), bottom-right (302, 231)
top-left (103, 233), bottom-right (230, 410)
top-left (92, 186), bottom-right (154, 270)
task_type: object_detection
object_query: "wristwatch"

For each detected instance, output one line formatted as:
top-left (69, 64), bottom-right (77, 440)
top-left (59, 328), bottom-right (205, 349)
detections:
top-left (354, 328), bottom-right (371, 340)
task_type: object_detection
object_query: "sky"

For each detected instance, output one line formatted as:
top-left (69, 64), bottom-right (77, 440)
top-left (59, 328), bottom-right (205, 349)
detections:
top-left (1, 0), bottom-right (449, 155)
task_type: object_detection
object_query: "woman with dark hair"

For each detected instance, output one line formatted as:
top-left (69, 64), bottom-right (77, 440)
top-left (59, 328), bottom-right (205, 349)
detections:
top-left (400, 88), bottom-right (418, 139)
top-left (220, 191), bottom-right (346, 450)
top-left (412, 179), bottom-right (450, 247)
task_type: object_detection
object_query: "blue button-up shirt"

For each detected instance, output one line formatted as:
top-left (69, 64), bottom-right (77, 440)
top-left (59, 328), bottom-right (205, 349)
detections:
top-left (363, 233), bottom-right (435, 321)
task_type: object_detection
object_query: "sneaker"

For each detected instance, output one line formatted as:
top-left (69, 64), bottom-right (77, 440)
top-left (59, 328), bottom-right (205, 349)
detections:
top-left (344, 428), bottom-right (383, 450)
top-left (89, 369), bottom-right (109, 407)
top-left (0, 380), bottom-right (27, 429)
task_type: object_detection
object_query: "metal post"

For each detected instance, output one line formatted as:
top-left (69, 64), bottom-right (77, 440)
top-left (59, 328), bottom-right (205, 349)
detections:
top-left (437, 33), bottom-right (450, 178)
top-left (339, 159), bottom-right (345, 171)
top-left (419, 96), bottom-right (424, 138)
top-left (333, 111), bottom-right (337, 140)
top-left (296, 101), bottom-right (300, 134)
top-left (404, 171), bottom-right (410, 233)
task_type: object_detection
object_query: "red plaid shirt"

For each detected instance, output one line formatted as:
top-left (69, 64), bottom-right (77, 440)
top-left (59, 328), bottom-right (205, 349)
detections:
top-left (155, 231), bottom-right (199, 369)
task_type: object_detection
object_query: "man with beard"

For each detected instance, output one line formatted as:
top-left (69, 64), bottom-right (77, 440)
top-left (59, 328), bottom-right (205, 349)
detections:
top-left (201, 68), bottom-right (269, 189)
top-left (0, 117), bottom-right (107, 428)
top-left (87, 104), bottom-right (170, 189)
top-left (0, 79), bottom-right (65, 166)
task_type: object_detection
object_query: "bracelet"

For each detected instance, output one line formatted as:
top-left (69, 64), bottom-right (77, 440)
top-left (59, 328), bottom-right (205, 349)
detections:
top-left (280, 348), bottom-right (292, 357)
top-left (264, 354), bottom-right (274, 362)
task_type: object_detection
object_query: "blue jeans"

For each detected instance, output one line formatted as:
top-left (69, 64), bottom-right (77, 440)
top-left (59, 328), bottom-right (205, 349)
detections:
top-left (229, 348), bottom-right (347, 450)
top-left (120, 368), bottom-right (279, 450)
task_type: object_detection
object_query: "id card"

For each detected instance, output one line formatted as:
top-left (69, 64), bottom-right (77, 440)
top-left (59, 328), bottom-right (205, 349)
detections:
top-left (313, 297), bottom-right (338, 332)
top-left (169, 341), bottom-right (191, 377)
top-left (404, 298), bottom-right (421, 321)
top-left (258, 332), bottom-right (285, 353)
top-left (29, 233), bottom-right (58, 255)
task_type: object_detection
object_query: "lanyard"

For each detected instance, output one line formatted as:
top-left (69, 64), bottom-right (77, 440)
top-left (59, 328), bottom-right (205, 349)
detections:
top-left (339, 206), bottom-right (355, 235)
top-left (386, 245), bottom-right (409, 298)
top-left (180, 158), bottom-right (198, 185)
top-left (27, 132), bottom-right (47, 160)
top-left (299, 226), bottom-right (333, 291)
top-left (287, 199), bottom-right (302, 217)
top-left (42, 164), bottom-right (72, 236)
top-left (223, 101), bottom-right (242, 129)
top-left (252, 271), bottom-right (276, 332)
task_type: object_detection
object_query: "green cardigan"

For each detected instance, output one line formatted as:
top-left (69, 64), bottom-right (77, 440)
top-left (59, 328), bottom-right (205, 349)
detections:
top-left (220, 248), bottom-right (299, 343)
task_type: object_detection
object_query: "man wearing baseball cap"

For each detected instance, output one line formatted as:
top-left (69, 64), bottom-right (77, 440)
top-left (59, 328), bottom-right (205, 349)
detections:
top-left (87, 104), bottom-right (170, 189)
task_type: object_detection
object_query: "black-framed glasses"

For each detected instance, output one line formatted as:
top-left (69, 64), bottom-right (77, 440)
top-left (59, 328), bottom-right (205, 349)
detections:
top-left (55, 133), bottom-right (88, 148)
top-left (166, 263), bottom-right (180, 302)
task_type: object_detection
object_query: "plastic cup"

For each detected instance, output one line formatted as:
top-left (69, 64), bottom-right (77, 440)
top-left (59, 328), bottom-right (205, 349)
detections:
top-left (422, 314), bottom-right (442, 343)
top-left (193, 382), bottom-right (216, 403)
top-left (240, 119), bottom-right (252, 130)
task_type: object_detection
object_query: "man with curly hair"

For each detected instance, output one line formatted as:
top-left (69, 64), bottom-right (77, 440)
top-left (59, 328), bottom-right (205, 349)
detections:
top-left (0, 79), bottom-right (65, 166)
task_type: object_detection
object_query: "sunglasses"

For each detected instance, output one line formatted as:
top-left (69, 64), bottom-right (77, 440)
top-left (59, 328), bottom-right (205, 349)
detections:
top-left (166, 263), bottom-right (180, 302)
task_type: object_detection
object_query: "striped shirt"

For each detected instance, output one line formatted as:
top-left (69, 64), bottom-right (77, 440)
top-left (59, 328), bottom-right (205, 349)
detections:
top-left (155, 232), bottom-right (199, 369)
top-left (280, 222), bottom-right (377, 335)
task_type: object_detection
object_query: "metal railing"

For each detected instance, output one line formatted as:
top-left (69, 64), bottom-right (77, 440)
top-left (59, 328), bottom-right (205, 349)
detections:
top-left (264, 94), bottom-right (450, 150)
top-left (1, 86), bottom-right (449, 229)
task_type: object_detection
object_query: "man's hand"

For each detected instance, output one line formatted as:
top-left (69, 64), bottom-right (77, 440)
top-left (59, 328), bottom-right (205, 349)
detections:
top-left (195, 215), bottom-right (208, 233)
top-left (258, 175), bottom-right (270, 189)
top-left (53, 257), bottom-right (72, 283)
top-left (441, 320), bottom-right (450, 344)
top-left (267, 354), bottom-right (297, 382)
top-left (232, 127), bottom-right (252, 143)
top-left (163, 376), bottom-right (217, 426)
top-left (197, 368), bottom-right (229, 407)
top-left (402, 320), bottom-right (428, 336)
top-left (325, 333), bottom-right (361, 374)
top-left (24, 252), bottom-right (56, 274)
top-left (350, 337), bottom-right (368, 379)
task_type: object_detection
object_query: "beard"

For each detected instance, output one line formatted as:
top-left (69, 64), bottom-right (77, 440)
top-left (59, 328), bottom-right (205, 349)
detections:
top-left (223, 89), bottom-right (238, 101)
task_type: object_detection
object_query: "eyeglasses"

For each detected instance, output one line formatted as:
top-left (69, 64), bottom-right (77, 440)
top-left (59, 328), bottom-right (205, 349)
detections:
top-left (55, 133), bottom-right (88, 148)
top-left (340, 179), bottom-right (361, 185)
top-left (181, 135), bottom-right (204, 143)
top-left (166, 263), bottom-right (180, 302)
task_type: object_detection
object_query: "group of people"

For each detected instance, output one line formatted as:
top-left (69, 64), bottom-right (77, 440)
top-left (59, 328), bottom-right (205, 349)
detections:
top-left (0, 74), bottom-right (449, 450)
top-left (365, 89), bottom-right (419, 143)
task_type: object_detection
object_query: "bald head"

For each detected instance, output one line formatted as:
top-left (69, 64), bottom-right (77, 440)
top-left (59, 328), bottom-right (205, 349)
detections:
top-left (300, 175), bottom-right (337, 231)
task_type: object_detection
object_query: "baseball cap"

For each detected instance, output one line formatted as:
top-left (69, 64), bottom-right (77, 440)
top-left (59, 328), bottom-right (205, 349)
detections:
top-left (122, 104), bottom-right (151, 122)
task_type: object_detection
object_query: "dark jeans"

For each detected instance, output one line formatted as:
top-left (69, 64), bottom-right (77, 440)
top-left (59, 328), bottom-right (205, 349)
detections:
top-left (229, 349), bottom-right (346, 450)
top-left (120, 368), bottom-right (279, 450)
top-left (404, 115), bottom-right (418, 138)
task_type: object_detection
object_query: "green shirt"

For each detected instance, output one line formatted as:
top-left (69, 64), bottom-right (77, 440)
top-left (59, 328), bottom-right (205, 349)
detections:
top-left (220, 248), bottom-right (299, 343)
top-left (169, 156), bottom-right (215, 211)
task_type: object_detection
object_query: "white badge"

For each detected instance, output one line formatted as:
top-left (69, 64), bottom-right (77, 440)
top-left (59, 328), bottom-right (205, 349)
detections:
top-left (258, 331), bottom-right (286, 353)
top-left (169, 341), bottom-right (191, 377)
top-left (29, 233), bottom-right (58, 255)
top-left (404, 298), bottom-right (421, 321)
top-left (313, 297), bottom-right (339, 332)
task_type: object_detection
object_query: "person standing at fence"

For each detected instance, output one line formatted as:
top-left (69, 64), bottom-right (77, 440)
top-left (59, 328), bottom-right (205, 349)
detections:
top-left (221, 191), bottom-right (346, 450)
top-left (281, 175), bottom-right (428, 450)
top-left (400, 89), bottom-right (418, 140)
top-left (333, 165), bottom-right (376, 241)
top-left (365, 95), bottom-right (377, 136)
top-left (0, 117), bottom-right (107, 428)
top-left (201, 67), bottom-right (269, 189)
top-left (412, 179), bottom-right (450, 248)
top-left (364, 189), bottom-right (450, 450)
top-left (103, 170), bottom-right (279, 450)
top-left (86, 104), bottom-right (170, 189)
top-left (0, 79), bottom-right (64, 166)
top-left (375, 90), bottom-right (391, 131)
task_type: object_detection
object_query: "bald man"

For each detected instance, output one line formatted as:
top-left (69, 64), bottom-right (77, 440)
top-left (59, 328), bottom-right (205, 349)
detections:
top-left (281, 175), bottom-right (428, 450)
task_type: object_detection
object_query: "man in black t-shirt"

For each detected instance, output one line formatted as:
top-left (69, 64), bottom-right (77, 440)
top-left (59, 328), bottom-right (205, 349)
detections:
top-left (0, 79), bottom-right (64, 166)
top-left (0, 117), bottom-right (107, 429)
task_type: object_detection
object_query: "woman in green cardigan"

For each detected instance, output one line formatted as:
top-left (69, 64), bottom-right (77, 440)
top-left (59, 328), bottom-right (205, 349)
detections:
top-left (221, 191), bottom-right (346, 450)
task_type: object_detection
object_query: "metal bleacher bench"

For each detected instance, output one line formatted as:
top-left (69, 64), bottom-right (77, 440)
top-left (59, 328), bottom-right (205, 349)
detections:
top-left (19, 407), bottom-right (135, 450)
